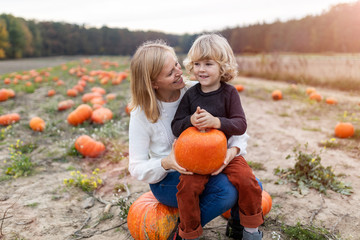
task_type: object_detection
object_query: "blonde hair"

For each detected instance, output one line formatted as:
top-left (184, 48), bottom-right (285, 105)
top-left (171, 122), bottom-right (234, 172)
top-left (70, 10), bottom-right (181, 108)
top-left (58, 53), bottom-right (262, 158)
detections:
top-left (130, 40), bottom-right (177, 123)
top-left (184, 33), bottom-right (238, 82)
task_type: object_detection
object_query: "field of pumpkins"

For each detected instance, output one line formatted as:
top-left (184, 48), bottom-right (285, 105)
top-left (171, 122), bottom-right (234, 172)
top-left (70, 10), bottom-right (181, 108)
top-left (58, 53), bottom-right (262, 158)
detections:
top-left (0, 57), bottom-right (131, 161)
top-left (0, 56), bottom-right (360, 239)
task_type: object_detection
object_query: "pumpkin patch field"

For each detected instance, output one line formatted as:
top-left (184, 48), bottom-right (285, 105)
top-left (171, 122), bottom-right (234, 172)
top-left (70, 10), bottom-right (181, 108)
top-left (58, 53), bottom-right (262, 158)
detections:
top-left (0, 57), bottom-right (360, 239)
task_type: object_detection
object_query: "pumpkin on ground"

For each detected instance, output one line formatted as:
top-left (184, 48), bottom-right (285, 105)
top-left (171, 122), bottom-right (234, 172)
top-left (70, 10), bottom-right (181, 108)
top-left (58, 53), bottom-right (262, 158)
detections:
top-left (58, 99), bottom-right (75, 111)
top-left (125, 104), bottom-right (132, 116)
top-left (82, 92), bottom-right (102, 103)
top-left (309, 92), bottom-right (322, 102)
top-left (261, 190), bottom-right (272, 216)
top-left (74, 135), bottom-right (105, 157)
top-left (325, 97), bottom-right (338, 105)
top-left (67, 104), bottom-right (93, 126)
top-left (67, 89), bottom-right (78, 97)
top-left (91, 87), bottom-right (106, 95)
top-left (174, 127), bottom-right (227, 175)
top-left (127, 191), bottom-right (179, 240)
top-left (222, 190), bottom-right (272, 219)
top-left (5, 89), bottom-right (15, 98)
top-left (29, 117), bottom-right (46, 132)
top-left (91, 107), bottom-right (113, 124)
top-left (0, 113), bottom-right (20, 126)
top-left (47, 89), bottom-right (56, 97)
top-left (105, 93), bottom-right (116, 101)
top-left (271, 90), bottom-right (282, 100)
top-left (234, 84), bottom-right (244, 92)
top-left (90, 97), bottom-right (106, 106)
top-left (334, 122), bottom-right (355, 138)
top-left (0, 89), bottom-right (9, 102)
top-left (306, 87), bottom-right (316, 95)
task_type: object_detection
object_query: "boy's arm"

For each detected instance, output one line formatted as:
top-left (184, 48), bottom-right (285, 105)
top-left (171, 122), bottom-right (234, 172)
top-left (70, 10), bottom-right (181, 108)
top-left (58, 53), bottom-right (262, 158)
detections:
top-left (171, 94), bottom-right (193, 137)
top-left (218, 87), bottom-right (247, 136)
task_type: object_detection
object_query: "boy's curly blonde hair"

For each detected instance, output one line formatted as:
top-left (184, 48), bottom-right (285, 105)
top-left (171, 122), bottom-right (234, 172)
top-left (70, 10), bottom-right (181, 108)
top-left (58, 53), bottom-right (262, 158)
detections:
top-left (183, 33), bottom-right (238, 82)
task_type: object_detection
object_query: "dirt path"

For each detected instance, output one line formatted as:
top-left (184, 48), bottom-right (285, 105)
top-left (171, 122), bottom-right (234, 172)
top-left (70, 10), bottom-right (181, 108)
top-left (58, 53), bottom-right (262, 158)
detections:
top-left (0, 73), bottom-right (359, 239)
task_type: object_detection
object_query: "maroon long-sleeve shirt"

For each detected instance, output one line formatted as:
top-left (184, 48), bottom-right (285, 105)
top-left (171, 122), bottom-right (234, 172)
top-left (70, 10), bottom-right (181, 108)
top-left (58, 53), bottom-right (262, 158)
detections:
top-left (171, 82), bottom-right (247, 139)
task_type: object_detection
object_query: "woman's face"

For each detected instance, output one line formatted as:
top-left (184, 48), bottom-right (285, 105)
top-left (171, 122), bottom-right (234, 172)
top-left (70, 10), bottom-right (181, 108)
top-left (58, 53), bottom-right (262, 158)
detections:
top-left (154, 53), bottom-right (184, 93)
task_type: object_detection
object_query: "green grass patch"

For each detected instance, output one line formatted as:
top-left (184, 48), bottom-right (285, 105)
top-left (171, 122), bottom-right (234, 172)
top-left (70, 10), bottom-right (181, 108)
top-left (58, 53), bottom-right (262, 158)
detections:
top-left (274, 144), bottom-right (353, 195)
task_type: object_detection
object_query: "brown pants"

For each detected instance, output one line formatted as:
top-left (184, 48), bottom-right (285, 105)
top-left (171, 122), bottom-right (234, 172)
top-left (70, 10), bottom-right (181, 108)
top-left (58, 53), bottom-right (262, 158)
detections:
top-left (176, 156), bottom-right (264, 239)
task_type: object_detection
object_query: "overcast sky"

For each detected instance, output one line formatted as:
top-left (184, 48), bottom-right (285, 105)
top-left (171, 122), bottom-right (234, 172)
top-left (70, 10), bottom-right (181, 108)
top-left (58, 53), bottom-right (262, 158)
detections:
top-left (1, 0), bottom-right (358, 34)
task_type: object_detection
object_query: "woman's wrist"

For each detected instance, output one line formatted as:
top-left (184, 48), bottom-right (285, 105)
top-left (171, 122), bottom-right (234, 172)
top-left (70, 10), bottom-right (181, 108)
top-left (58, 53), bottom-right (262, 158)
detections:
top-left (231, 146), bottom-right (240, 156)
top-left (161, 157), bottom-right (169, 170)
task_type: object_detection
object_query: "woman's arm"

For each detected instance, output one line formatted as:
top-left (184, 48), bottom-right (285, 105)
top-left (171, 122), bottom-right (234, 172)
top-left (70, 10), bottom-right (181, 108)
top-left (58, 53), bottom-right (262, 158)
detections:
top-left (227, 132), bottom-right (249, 156)
top-left (128, 110), bottom-right (169, 184)
top-left (129, 110), bottom-right (192, 184)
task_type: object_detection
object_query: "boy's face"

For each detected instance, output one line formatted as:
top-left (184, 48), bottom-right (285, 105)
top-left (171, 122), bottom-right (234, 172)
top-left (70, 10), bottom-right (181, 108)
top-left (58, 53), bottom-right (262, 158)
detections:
top-left (193, 59), bottom-right (221, 92)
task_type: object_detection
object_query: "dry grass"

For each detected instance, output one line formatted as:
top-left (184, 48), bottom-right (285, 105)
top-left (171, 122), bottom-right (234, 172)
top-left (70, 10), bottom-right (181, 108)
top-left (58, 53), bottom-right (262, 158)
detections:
top-left (236, 53), bottom-right (360, 93)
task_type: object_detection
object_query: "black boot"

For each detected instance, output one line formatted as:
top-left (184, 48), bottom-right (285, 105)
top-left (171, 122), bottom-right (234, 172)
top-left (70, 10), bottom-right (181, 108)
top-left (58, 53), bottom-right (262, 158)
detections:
top-left (226, 218), bottom-right (244, 239)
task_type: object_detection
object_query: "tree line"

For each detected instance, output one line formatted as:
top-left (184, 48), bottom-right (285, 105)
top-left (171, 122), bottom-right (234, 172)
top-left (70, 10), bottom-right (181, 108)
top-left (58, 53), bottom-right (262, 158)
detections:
top-left (0, 1), bottom-right (359, 59)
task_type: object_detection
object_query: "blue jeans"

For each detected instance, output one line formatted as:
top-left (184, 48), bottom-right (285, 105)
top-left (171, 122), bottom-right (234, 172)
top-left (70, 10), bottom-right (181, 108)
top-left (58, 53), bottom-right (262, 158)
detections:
top-left (150, 172), bottom-right (263, 226)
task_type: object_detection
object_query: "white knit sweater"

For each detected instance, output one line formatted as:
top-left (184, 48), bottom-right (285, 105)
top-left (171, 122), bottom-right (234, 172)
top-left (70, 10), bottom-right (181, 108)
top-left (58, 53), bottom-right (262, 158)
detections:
top-left (128, 84), bottom-right (249, 184)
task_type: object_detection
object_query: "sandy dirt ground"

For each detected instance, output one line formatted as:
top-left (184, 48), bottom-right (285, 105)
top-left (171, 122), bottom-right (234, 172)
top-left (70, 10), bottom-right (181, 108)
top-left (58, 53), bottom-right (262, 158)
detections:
top-left (0, 64), bottom-right (359, 239)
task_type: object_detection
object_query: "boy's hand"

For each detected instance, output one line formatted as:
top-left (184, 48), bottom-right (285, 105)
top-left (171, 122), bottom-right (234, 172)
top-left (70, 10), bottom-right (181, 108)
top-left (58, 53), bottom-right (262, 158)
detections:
top-left (191, 106), bottom-right (221, 131)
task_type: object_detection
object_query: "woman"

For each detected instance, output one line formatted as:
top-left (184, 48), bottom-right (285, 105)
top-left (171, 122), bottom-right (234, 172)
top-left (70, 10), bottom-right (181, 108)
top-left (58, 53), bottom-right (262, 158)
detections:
top-left (128, 39), bottom-right (253, 239)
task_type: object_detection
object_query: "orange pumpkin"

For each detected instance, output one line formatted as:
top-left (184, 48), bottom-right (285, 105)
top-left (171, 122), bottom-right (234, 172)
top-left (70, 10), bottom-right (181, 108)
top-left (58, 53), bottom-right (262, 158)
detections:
top-left (90, 97), bottom-right (106, 106)
top-left (29, 117), bottom-right (45, 132)
top-left (67, 104), bottom-right (93, 126)
top-left (125, 104), bottom-right (132, 116)
top-left (222, 190), bottom-right (272, 219)
top-left (261, 190), bottom-right (272, 216)
top-left (0, 89), bottom-right (9, 102)
top-left (67, 89), bottom-right (78, 97)
top-left (105, 93), bottom-right (116, 101)
top-left (0, 113), bottom-right (20, 126)
top-left (3, 78), bottom-right (11, 84)
top-left (174, 127), bottom-right (227, 175)
top-left (56, 80), bottom-right (65, 86)
top-left (82, 92), bottom-right (102, 103)
top-left (309, 92), bottom-right (322, 102)
top-left (306, 87), bottom-right (316, 95)
top-left (74, 135), bottom-right (105, 157)
top-left (127, 191), bottom-right (179, 240)
top-left (234, 84), bottom-right (244, 92)
top-left (5, 89), bottom-right (15, 98)
top-left (271, 90), bottom-right (282, 100)
top-left (58, 99), bottom-right (75, 111)
top-left (325, 97), bottom-right (338, 105)
top-left (91, 107), bottom-right (113, 124)
top-left (73, 84), bottom-right (84, 93)
top-left (91, 87), bottom-right (106, 95)
top-left (47, 89), bottom-right (56, 97)
top-left (334, 122), bottom-right (355, 138)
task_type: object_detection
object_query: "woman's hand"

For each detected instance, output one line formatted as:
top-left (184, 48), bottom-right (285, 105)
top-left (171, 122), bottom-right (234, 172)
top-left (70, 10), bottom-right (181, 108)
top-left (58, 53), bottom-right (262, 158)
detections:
top-left (161, 140), bottom-right (193, 175)
top-left (211, 146), bottom-right (239, 175)
top-left (191, 106), bottom-right (221, 131)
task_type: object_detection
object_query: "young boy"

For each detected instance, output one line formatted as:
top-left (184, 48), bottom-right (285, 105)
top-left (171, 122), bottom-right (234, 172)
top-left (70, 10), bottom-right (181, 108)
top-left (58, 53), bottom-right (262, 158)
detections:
top-left (171, 34), bottom-right (263, 240)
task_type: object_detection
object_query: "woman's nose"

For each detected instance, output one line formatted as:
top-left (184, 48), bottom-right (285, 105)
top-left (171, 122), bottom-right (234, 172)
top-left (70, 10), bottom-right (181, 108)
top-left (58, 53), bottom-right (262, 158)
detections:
top-left (175, 67), bottom-right (183, 76)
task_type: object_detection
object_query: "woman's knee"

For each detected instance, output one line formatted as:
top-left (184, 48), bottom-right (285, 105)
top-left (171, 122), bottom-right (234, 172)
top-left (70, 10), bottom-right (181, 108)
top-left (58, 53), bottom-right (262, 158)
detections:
top-left (204, 174), bottom-right (237, 207)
